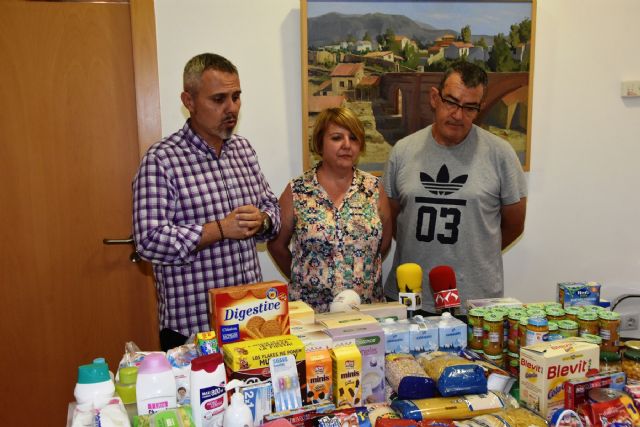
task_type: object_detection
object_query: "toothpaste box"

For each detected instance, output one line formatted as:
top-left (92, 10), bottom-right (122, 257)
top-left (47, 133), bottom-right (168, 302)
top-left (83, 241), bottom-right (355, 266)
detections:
top-left (209, 281), bottom-right (290, 346)
top-left (327, 323), bottom-right (385, 403)
top-left (519, 337), bottom-right (600, 419)
top-left (557, 282), bottom-right (601, 308)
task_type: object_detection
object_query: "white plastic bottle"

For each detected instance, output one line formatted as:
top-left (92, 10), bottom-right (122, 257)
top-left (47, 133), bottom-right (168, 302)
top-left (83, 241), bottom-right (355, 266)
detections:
top-left (136, 352), bottom-right (177, 415)
top-left (191, 352), bottom-right (228, 427)
top-left (223, 380), bottom-right (253, 427)
top-left (74, 361), bottom-right (116, 405)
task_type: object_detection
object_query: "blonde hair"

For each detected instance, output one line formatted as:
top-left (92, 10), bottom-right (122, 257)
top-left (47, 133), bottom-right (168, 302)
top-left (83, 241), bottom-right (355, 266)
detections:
top-left (311, 107), bottom-right (366, 155)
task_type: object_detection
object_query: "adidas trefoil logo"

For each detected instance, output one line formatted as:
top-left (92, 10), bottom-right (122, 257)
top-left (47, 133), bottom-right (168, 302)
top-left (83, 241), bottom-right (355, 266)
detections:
top-left (420, 165), bottom-right (467, 196)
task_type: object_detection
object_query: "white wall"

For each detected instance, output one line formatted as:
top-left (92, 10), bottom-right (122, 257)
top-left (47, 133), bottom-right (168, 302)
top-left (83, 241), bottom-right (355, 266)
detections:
top-left (154, 0), bottom-right (640, 324)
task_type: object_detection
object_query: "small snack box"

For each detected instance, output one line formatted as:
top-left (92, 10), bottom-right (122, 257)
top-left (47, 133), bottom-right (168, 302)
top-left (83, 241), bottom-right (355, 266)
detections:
top-left (209, 281), bottom-right (290, 346)
top-left (327, 323), bottom-right (385, 404)
top-left (289, 300), bottom-right (315, 325)
top-left (354, 302), bottom-right (407, 322)
top-left (330, 344), bottom-right (362, 407)
top-left (305, 349), bottom-right (333, 405)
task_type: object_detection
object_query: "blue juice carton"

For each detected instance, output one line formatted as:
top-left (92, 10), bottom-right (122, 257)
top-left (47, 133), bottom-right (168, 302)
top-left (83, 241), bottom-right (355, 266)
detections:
top-left (558, 282), bottom-right (601, 308)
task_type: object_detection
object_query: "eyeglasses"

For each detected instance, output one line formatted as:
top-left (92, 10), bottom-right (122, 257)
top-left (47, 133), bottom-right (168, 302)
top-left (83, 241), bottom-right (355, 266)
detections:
top-left (438, 92), bottom-right (481, 116)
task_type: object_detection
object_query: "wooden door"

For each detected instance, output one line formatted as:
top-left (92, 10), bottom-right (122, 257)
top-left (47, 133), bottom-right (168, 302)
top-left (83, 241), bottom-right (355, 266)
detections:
top-left (0, 1), bottom-right (161, 424)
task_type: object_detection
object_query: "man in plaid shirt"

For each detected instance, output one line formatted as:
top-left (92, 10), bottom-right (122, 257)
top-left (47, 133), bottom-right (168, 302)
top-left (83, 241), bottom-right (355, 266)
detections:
top-left (133, 53), bottom-right (280, 350)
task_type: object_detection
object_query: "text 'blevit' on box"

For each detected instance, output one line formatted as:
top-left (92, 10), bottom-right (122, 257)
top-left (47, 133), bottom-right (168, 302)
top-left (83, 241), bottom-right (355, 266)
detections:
top-left (208, 281), bottom-right (290, 346)
top-left (519, 337), bottom-right (599, 419)
top-left (327, 323), bottom-right (385, 404)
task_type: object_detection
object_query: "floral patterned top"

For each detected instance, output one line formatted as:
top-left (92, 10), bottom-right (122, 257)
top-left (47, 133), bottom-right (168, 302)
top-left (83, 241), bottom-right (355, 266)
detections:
top-left (289, 164), bottom-right (384, 312)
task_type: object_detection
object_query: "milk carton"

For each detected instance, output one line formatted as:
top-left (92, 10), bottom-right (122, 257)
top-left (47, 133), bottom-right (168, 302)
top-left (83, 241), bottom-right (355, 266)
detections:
top-left (519, 338), bottom-right (599, 419)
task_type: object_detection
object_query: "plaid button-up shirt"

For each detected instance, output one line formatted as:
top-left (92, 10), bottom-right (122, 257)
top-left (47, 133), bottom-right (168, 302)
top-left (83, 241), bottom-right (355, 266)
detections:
top-left (133, 121), bottom-right (280, 336)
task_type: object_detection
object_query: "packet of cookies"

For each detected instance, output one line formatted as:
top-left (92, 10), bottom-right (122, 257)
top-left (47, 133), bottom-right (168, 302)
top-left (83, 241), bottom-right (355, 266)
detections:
top-left (209, 281), bottom-right (290, 346)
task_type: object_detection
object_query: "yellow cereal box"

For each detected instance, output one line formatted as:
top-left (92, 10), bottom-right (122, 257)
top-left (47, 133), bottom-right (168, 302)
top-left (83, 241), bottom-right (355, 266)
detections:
top-left (209, 281), bottom-right (290, 346)
top-left (331, 344), bottom-right (362, 407)
top-left (519, 337), bottom-right (599, 419)
top-left (222, 334), bottom-right (305, 372)
top-left (305, 349), bottom-right (332, 404)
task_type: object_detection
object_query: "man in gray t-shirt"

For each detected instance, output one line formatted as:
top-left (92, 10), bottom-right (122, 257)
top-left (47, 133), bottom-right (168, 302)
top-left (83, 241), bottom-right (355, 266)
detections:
top-left (383, 62), bottom-right (527, 313)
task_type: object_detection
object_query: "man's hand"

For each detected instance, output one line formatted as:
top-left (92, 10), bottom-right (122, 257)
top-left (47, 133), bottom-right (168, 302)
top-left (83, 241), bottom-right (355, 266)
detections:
top-left (222, 205), bottom-right (263, 239)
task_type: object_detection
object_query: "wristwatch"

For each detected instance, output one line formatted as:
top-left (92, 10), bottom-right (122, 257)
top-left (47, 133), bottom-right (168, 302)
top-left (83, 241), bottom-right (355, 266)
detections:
top-left (260, 212), bottom-right (272, 234)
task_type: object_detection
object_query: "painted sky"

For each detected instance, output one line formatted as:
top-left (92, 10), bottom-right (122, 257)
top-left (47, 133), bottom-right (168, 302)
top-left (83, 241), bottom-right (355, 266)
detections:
top-left (307, 1), bottom-right (531, 36)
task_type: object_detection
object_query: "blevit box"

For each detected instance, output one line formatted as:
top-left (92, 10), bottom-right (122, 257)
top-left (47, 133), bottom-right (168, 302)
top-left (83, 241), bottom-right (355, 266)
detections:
top-left (327, 323), bottom-right (385, 403)
top-left (557, 282), bottom-right (601, 307)
top-left (519, 338), bottom-right (599, 419)
top-left (354, 302), bottom-right (407, 322)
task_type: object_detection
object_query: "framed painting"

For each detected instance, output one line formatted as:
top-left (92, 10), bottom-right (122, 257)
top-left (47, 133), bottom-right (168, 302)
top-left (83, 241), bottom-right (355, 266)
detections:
top-left (301, 0), bottom-right (535, 174)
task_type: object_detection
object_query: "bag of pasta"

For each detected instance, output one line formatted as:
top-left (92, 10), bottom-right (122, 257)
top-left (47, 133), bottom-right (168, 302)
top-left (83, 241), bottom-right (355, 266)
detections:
top-left (416, 352), bottom-right (486, 397)
top-left (453, 408), bottom-right (547, 427)
top-left (385, 353), bottom-right (436, 400)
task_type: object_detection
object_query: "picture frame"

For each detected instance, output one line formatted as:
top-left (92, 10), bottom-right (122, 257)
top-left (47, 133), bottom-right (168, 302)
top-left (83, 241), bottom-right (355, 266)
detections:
top-left (301, 0), bottom-right (536, 174)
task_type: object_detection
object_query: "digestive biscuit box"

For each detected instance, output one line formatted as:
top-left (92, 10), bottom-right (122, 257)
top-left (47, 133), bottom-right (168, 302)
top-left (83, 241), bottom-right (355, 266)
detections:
top-left (330, 344), bottom-right (362, 407)
top-left (519, 338), bottom-right (599, 419)
top-left (209, 281), bottom-right (290, 346)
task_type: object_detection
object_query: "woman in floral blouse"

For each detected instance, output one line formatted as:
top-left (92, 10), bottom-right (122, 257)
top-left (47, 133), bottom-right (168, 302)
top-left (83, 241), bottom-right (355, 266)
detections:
top-left (268, 107), bottom-right (392, 312)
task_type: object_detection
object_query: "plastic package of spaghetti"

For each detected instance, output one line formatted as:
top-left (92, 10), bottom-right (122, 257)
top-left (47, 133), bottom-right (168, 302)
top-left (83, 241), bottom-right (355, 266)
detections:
top-left (416, 352), bottom-right (486, 397)
top-left (376, 420), bottom-right (455, 427)
top-left (385, 353), bottom-right (436, 400)
top-left (364, 403), bottom-right (400, 427)
top-left (391, 391), bottom-right (519, 421)
top-left (454, 408), bottom-right (547, 427)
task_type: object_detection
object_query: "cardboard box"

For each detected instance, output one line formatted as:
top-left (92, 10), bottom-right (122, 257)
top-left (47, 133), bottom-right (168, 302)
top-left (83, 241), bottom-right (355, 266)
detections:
top-left (330, 344), bottom-right (362, 407)
top-left (296, 330), bottom-right (333, 352)
top-left (564, 372), bottom-right (626, 410)
top-left (209, 281), bottom-right (290, 346)
top-left (222, 335), bottom-right (307, 400)
top-left (327, 323), bottom-right (385, 403)
top-left (466, 297), bottom-right (523, 311)
top-left (289, 300), bottom-right (315, 325)
top-left (315, 312), bottom-right (378, 329)
top-left (557, 282), bottom-right (601, 307)
top-left (354, 302), bottom-right (407, 321)
top-left (519, 338), bottom-right (600, 419)
top-left (305, 349), bottom-right (332, 404)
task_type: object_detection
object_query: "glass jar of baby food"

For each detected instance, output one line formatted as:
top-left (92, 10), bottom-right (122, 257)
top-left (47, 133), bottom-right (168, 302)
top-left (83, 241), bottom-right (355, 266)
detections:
top-left (557, 319), bottom-right (579, 338)
top-left (564, 306), bottom-right (582, 322)
top-left (577, 311), bottom-right (599, 336)
top-left (545, 307), bottom-right (565, 323)
top-left (468, 308), bottom-right (486, 352)
top-left (622, 341), bottom-right (640, 381)
top-left (600, 351), bottom-right (622, 374)
top-left (598, 311), bottom-right (621, 353)
top-left (526, 317), bottom-right (549, 346)
top-left (483, 311), bottom-right (504, 357)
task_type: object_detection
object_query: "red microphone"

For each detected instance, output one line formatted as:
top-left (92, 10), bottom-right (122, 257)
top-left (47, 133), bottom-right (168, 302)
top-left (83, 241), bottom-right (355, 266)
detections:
top-left (428, 265), bottom-right (461, 312)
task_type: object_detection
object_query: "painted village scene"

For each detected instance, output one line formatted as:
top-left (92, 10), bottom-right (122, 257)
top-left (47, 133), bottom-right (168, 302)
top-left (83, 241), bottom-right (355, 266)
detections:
top-left (305, 1), bottom-right (532, 173)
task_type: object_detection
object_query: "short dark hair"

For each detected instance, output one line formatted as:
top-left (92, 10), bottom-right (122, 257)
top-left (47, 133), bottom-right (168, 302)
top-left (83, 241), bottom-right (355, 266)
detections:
top-left (438, 61), bottom-right (488, 96)
top-left (183, 53), bottom-right (238, 95)
top-left (311, 107), bottom-right (366, 155)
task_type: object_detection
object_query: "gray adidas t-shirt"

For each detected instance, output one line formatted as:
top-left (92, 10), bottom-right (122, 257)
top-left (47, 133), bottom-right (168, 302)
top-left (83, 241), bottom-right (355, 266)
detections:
top-left (383, 124), bottom-right (527, 312)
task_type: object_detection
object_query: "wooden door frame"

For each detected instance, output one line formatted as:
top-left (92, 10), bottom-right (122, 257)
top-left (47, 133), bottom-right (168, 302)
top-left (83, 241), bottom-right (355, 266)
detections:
top-left (130, 0), bottom-right (162, 157)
